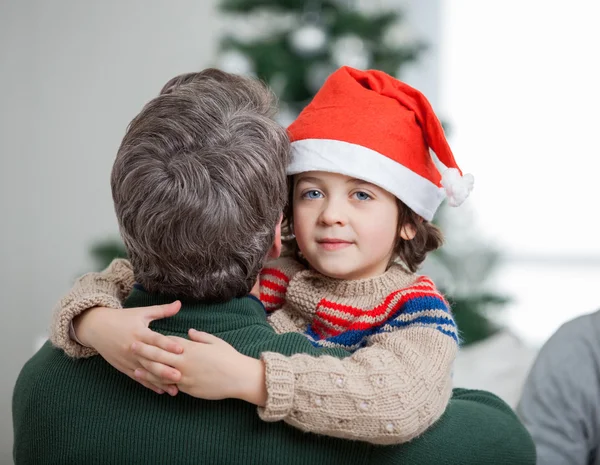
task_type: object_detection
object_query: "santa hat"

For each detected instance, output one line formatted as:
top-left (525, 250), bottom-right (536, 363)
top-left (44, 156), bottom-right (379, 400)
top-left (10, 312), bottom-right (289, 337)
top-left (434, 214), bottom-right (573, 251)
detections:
top-left (286, 66), bottom-right (474, 221)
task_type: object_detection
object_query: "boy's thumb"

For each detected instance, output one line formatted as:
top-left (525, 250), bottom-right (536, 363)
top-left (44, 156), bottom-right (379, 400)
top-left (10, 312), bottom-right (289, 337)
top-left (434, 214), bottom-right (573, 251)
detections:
top-left (188, 329), bottom-right (219, 344)
top-left (146, 301), bottom-right (181, 321)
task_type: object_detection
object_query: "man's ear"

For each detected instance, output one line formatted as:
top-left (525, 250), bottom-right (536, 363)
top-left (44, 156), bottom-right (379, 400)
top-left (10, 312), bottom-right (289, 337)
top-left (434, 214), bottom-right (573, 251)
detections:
top-left (267, 215), bottom-right (283, 259)
top-left (399, 224), bottom-right (417, 241)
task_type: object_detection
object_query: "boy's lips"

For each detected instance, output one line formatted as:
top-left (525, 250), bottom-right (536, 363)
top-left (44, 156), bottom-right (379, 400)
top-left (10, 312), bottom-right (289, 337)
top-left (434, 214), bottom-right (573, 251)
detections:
top-left (316, 238), bottom-right (353, 251)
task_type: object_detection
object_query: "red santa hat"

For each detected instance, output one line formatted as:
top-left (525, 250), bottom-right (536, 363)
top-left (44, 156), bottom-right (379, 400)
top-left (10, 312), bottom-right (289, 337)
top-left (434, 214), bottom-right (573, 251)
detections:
top-left (286, 66), bottom-right (474, 221)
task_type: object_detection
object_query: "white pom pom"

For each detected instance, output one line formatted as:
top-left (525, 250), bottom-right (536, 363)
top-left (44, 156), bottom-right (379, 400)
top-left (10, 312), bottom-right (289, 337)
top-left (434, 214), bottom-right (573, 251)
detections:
top-left (441, 168), bottom-right (474, 207)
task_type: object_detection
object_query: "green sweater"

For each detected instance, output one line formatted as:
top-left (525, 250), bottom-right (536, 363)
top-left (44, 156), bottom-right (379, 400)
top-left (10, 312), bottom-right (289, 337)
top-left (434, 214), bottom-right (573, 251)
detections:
top-left (13, 289), bottom-right (535, 464)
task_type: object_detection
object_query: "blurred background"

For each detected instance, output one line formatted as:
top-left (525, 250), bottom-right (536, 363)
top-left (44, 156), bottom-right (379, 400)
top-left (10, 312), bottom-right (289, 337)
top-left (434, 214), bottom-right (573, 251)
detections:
top-left (1, 0), bottom-right (599, 461)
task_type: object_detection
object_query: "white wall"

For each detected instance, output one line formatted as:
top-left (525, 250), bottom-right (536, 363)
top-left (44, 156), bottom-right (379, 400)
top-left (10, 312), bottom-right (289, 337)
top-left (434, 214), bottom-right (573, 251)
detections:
top-left (440, 0), bottom-right (600, 257)
top-left (440, 0), bottom-right (600, 346)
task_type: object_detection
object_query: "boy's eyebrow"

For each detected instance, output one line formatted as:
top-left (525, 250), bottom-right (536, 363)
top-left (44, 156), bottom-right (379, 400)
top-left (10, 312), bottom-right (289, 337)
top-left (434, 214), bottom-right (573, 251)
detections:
top-left (295, 175), bottom-right (322, 185)
top-left (346, 177), bottom-right (375, 187)
top-left (295, 176), bottom-right (378, 189)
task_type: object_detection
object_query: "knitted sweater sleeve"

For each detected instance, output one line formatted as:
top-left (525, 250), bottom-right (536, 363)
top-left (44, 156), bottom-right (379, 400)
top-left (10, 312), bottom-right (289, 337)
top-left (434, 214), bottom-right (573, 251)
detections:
top-left (49, 258), bottom-right (135, 358)
top-left (258, 312), bottom-right (458, 444)
top-left (49, 257), bottom-right (299, 359)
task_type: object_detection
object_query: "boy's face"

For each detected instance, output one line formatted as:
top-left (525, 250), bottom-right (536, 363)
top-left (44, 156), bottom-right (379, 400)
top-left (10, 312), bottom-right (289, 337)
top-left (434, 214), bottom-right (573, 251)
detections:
top-left (293, 171), bottom-right (399, 280)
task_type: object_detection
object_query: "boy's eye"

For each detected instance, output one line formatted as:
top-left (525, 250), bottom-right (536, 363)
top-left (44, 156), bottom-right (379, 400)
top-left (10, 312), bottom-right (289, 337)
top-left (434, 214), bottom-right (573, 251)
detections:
top-left (353, 191), bottom-right (371, 201)
top-left (302, 190), bottom-right (323, 200)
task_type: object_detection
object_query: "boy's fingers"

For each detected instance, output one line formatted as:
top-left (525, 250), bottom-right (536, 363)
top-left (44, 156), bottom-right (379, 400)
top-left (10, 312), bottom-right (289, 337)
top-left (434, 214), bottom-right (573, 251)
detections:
top-left (134, 368), bottom-right (179, 395)
top-left (167, 335), bottom-right (189, 345)
top-left (116, 360), bottom-right (138, 374)
top-left (127, 370), bottom-right (165, 394)
top-left (137, 357), bottom-right (181, 383)
top-left (131, 341), bottom-right (181, 368)
top-left (139, 380), bottom-right (165, 395)
top-left (142, 301), bottom-right (181, 322)
top-left (188, 329), bottom-right (221, 344)
top-left (132, 368), bottom-right (166, 389)
top-left (138, 329), bottom-right (183, 354)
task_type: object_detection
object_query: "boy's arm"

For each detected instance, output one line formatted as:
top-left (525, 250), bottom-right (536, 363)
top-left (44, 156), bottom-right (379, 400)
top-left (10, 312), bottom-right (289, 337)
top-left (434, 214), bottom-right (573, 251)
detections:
top-left (49, 258), bottom-right (134, 358)
top-left (259, 258), bottom-right (305, 313)
top-left (258, 325), bottom-right (457, 445)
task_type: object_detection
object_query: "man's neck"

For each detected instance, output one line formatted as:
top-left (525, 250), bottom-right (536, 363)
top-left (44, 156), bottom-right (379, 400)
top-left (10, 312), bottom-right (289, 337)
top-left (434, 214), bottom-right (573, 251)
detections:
top-left (125, 287), bottom-right (269, 335)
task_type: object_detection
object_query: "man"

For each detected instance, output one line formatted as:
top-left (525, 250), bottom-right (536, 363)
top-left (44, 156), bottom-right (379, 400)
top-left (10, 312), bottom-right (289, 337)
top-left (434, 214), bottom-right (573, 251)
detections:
top-left (518, 309), bottom-right (600, 464)
top-left (13, 68), bottom-right (535, 464)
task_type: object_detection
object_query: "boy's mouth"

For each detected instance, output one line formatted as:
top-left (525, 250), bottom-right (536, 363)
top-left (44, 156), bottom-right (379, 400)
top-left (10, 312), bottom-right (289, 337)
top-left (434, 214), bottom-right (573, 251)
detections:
top-left (316, 238), bottom-right (353, 251)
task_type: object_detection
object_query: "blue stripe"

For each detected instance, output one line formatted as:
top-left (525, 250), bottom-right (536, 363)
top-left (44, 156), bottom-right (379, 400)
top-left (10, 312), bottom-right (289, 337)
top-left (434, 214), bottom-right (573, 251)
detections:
top-left (381, 295), bottom-right (453, 333)
top-left (308, 322), bottom-right (458, 348)
top-left (306, 316), bottom-right (457, 348)
top-left (303, 294), bottom-right (457, 351)
top-left (399, 295), bottom-right (451, 316)
top-left (386, 314), bottom-right (456, 330)
top-left (306, 324), bottom-right (378, 347)
top-left (305, 324), bottom-right (321, 341)
top-left (384, 316), bottom-right (458, 342)
top-left (309, 337), bottom-right (368, 350)
top-left (437, 326), bottom-right (460, 343)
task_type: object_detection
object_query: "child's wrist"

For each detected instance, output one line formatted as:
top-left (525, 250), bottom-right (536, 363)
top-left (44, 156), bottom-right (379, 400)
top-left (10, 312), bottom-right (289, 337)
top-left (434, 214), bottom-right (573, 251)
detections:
top-left (237, 357), bottom-right (267, 407)
top-left (69, 319), bottom-right (91, 348)
top-left (72, 307), bottom-right (101, 349)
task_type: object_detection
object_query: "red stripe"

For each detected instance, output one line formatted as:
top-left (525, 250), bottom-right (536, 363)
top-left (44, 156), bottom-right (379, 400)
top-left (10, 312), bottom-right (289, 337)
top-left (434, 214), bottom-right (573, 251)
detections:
top-left (413, 280), bottom-right (435, 289)
top-left (413, 277), bottom-right (450, 306)
top-left (260, 294), bottom-right (285, 305)
top-left (310, 319), bottom-right (333, 338)
top-left (315, 310), bottom-right (385, 333)
top-left (317, 287), bottom-right (441, 322)
top-left (260, 268), bottom-right (290, 283)
top-left (260, 278), bottom-right (287, 294)
top-left (407, 275), bottom-right (431, 284)
top-left (309, 275), bottom-right (446, 339)
top-left (319, 316), bottom-right (384, 333)
top-left (312, 313), bottom-right (395, 337)
top-left (317, 311), bottom-right (372, 330)
top-left (311, 316), bottom-right (343, 337)
top-left (413, 277), bottom-right (450, 305)
top-left (315, 290), bottom-right (445, 333)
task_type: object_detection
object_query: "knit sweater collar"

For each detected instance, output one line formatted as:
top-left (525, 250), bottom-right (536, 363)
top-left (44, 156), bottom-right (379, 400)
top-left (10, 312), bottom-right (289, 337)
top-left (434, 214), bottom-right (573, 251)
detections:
top-left (125, 287), bottom-right (270, 335)
top-left (297, 263), bottom-right (415, 297)
top-left (286, 264), bottom-right (417, 319)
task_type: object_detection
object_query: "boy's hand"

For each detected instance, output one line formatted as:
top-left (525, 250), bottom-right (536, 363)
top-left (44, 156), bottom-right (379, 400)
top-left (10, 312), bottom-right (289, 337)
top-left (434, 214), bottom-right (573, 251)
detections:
top-left (73, 302), bottom-right (184, 395)
top-left (132, 329), bottom-right (268, 406)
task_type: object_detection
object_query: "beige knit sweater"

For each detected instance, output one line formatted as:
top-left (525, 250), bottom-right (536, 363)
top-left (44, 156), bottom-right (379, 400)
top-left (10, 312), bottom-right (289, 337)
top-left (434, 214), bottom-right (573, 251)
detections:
top-left (50, 258), bottom-right (458, 445)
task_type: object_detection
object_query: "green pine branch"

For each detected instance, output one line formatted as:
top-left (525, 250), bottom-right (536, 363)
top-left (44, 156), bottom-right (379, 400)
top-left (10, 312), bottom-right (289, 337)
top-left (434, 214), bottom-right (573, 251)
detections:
top-left (221, 0), bottom-right (354, 14)
top-left (90, 240), bottom-right (128, 271)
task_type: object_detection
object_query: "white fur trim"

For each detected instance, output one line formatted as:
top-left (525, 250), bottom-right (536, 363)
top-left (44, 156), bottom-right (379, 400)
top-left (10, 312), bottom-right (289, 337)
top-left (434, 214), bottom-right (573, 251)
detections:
top-left (440, 168), bottom-right (474, 207)
top-left (288, 139), bottom-right (446, 221)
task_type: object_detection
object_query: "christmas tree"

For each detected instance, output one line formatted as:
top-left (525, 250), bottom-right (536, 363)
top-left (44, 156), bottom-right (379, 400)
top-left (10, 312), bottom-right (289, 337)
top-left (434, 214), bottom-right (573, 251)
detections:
top-left (216, 0), bottom-right (424, 123)
top-left (91, 0), bottom-right (507, 345)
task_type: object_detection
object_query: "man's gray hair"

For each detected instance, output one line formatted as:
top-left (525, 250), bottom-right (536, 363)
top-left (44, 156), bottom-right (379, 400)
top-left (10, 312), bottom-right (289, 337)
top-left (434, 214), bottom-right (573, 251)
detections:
top-left (111, 69), bottom-right (290, 301)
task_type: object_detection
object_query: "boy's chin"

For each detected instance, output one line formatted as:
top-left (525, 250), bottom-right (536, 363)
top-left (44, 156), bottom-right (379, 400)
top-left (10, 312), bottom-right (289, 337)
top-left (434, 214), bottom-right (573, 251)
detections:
top-left (313, 261), bottom-right (362, 281)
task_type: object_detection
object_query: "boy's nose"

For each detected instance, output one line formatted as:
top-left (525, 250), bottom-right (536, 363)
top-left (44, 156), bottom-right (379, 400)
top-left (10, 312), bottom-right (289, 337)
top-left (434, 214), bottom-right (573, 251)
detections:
top-left (318, 199), bottom-right (348, 226)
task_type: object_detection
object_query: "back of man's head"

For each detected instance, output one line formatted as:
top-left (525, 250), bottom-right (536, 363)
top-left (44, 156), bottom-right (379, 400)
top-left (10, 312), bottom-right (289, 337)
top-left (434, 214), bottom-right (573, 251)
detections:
top-left (111, 68), bottom-right (290, 301)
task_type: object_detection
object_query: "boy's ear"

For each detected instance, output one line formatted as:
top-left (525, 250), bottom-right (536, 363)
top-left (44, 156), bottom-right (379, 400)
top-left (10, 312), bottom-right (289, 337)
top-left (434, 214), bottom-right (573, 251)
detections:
top-left (267, 215), bottom-right (283, 259)
top-left (399, 224), bottom-right (417, 241)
